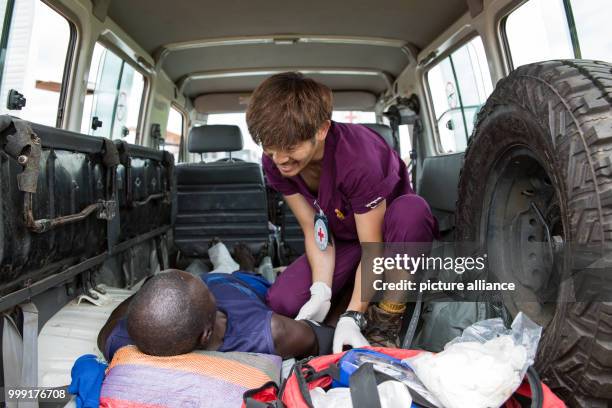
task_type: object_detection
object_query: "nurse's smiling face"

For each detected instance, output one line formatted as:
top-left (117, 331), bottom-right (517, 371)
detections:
top-left (264, 121), bottom-right (330, 177)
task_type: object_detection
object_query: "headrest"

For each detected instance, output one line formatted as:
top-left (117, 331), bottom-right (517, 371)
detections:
top-left (188, 125), bottom-right (244, 153)
top-left (363, 123), bottom-right (395, 150)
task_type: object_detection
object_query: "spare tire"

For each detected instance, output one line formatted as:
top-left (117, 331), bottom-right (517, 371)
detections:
top-left (455, 60), bottom-right (612, 405)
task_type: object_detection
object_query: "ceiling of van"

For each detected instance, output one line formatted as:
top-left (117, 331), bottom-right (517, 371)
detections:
top-left (107, 0), bottom-right (468, 99)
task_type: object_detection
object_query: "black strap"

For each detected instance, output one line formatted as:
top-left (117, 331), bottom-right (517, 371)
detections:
top-left (409, 119), bottom-right (420, 191)
top-left (303, 320), bottom-right (335, 356)
top-left (391, 126), bottom-right (400, 152)
top-left (526, 366), bottom-right (544, 408)
top-left (293, 362), bottom-right (315, 408)
top-left (102, 138), bottom-right (120, 251)
top-left (244, 400), bottom-right (284, 408)
top-left (243, 381), bottom-right (285, 408)
top-left (349, 363), bottom-right (382, 408)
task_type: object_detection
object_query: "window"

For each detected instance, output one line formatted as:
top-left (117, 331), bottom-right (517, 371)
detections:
top-left (163, 106), bottom-right (184, 162)
top-left (204, 113), bottom-right (263, 163)
top-left (332, 110), bottom-right (376, 123)
top-left (504, 0), bottom-right (612, 67)
top-left (504, 0), bottom-right (573, 67)
top-left (571, 0), bottom-right (612, 62)
top-left (426, 36), bottom-right (493, 153)
top-left (81, 42), bottom-right (146, 143)
top-left (0, 0), bottom-right (73, 127)
top-left (198, 111), bottom-right (377, 163)
top-left (398, 124), bottom-right (412, 164)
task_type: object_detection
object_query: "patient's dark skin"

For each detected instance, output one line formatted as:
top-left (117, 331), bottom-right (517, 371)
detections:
top-left (98, 268), bottom-right (318, 359)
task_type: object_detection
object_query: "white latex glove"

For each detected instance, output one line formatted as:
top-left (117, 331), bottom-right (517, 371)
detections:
top-left (295, 282), bottom-right (332, 322)
top-left (333, 316), bottom-right (370, 353)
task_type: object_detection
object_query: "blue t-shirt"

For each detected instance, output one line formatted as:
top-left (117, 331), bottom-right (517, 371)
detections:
top-left (103, 272), bottom-right (274, 361)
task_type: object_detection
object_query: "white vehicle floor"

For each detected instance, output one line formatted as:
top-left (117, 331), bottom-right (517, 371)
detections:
top-left (38, 285), bottom-right (136, 388)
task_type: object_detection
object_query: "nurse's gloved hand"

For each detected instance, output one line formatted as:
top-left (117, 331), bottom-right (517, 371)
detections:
top-left (295, 282), bottom-right (332, 322)
top-left (333, 316), bottom-right (370, 353)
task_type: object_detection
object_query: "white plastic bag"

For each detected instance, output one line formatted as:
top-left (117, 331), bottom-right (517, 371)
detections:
top-left (405, 312), bottom-right (542, 408)
top-left (310, 381), bottom-right (412, 408)
top-left (445, 311), bottom-right (542, 377)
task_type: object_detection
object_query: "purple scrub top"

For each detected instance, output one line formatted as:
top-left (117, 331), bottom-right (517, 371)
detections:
top-left (263, 121), bottom-right (413, 241)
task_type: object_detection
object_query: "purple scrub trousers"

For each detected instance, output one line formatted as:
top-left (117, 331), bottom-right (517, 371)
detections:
top-left (266, 194), bottom-right (438, 317)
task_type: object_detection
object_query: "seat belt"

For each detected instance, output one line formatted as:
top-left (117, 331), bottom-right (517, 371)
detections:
top-left (401, 288), bottom-right (422, 349)
top-left (409, 119), bottom-right (420, 191)
top-left (3, 302), bottom-right (39, 408)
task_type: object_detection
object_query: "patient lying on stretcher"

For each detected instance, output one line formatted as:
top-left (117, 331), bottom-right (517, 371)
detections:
top-left (97, 243), bottom-right (333, 361)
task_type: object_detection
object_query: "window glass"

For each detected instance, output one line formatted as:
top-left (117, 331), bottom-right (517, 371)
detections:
top-left (426, 36), bottom-right (493, 153)
top-left (204, 113), bottom-right (263, 163)
top-left (199, 111), bottom-right (376, 163)
top-left (332, 110), bottom-right (376, 123)
top-left (81, 42), bottom-right (145, 143)
top-left (0, 0), bottom-right (72, 126)
top-left (505, 0), bottom-right (573, 68)
top-left (163, 106), bottom-right (183, 163)
top-left (570, 0), bottom-right (612, 62)
top-left (398, 124), bottom-right (411, 164)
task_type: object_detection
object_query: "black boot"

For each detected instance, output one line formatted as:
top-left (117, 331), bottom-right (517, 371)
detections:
top-left (364, 303), bottom-right (404, 348)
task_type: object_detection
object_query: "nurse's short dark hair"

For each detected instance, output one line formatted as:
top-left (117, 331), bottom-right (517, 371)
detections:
top-left (246, 72), bottom-right (333, 149)
top-left (127, 270), bottom-right (211, 356)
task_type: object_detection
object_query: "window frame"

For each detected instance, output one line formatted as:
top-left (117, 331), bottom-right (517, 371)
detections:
top-left (0, 0), bottom-right (78, 128)
top-left (422, 31), bottom-right (489, 155)
top-left (499, 0), bottom-right (582, 72)
top-left (85, 38), bottom-right (150, 144)
top-left (49, 1), bottom-right (78, 128)
top-left (0, 0), bottom-right (16, 88)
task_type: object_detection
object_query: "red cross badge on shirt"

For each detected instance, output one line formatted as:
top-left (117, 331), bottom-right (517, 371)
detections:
top-left (314, 217), bottom-right (329, 251)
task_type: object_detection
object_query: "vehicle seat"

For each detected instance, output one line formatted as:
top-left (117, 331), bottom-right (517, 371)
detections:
top-left (174, 125), bottom-right (270, 258)
top-left (417, 152), bottom-right (464, 236)
top-left (362, 123), bottom-right (398, 152)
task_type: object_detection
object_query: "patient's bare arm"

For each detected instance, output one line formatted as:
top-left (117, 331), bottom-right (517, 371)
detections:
top-left (270, 313), bottom-right (319, 359)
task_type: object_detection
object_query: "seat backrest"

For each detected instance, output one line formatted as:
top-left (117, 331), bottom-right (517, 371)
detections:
top-left (115, 140), bottom-right (174, 243)
top-left (175, 125), bottom-right (269, 258)
top-left (417, 152), bottom-right (464, 233)
top-left (188, 124), bottom-right (243, 158)
top-left (362, 123), bottom-right (397, 152)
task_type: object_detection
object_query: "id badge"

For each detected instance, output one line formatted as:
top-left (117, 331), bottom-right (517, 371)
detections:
top-left (313, 200), bottom-right (329, 251)
top-left (314, 213), bottom-right (329, 251)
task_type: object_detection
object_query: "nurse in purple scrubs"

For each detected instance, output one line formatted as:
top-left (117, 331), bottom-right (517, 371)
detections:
top-left (246, 72), bottom-right (438, 352)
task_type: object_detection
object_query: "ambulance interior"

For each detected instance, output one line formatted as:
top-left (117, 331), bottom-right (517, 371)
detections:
top-left (0, 0), bottom-right (609, 405)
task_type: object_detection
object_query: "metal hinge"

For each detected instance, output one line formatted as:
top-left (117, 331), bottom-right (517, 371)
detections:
top-left (97, 200), bottom-right (117, 220)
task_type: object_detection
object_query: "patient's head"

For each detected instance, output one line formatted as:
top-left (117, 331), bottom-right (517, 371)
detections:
top-left (127, 270), bottom-right (216, 356)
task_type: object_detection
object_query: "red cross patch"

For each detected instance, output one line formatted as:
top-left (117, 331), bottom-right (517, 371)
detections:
top-left (314, 217), bottom-right (329, 250)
